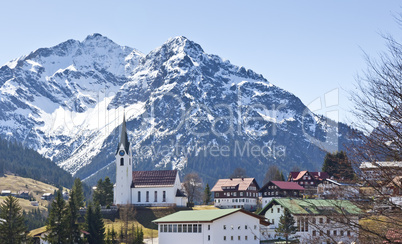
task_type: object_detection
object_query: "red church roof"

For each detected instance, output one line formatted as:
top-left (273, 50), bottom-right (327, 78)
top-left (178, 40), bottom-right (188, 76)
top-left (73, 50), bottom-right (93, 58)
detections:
top-left (131, 170), bottom-right (177, 188)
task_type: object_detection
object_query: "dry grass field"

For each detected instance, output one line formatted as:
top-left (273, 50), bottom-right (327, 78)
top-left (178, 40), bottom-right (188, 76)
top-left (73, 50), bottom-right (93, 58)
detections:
top-left (0, 174), bottom-right (62, 212)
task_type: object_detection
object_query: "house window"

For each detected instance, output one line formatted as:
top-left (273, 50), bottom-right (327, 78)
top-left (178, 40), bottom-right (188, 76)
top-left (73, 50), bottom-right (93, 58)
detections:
top-left (138, 191), bottom-right (141, 202)
top-left (319, 218), bottom-right (323, 223)
top-left (347, 231), bottom-right (351, 236)
top-left (173, 224), bottom-right (177, 232)
top-left (312, 218), bottom-right (316, 224)
top-left (208, 225), bottom-right (210, 230)
top-left (154, 191), bottom-right (157, 202)
top-left (198, 224), bottom-right (202, 233)
top-left (163, 225), bottom-right (167, 232)
top-left (340, 230), bottom-right (344, 236)
top-left (168, 224), bottom-right (172, 232)
top-left (238, 236), bottom-right (241, 240)
top-left (254, 235), bottom-right (257, 240)
top-left (146, 191), bottom-right (149, 202)
top-left (223, 225), bottom-right (226, 230)
top-left (231, 225), bottom-right (234, 230)
top-left (277, 208), bottom-right (280, 213)
top-left (327, 230), bottom-right (330, 236)
top-left (271, 208), bottom-right (273, 213)
top-left (305, 218), bottom-right (308, 232)
top-left (234, 192), bottom-right (237, 196)
top-left (254, 225), bottom-right (257, 229)
top-left (215, 193), bottom-right (219, 197)
top-left (245, 236), bottom-right (248, 240)
top-left (333, 230), bottom-right (337, 236)
top-left (231, 236), bottom-right (233, 241)
top-left (120, 158), bottom-right (124, 166)
top-left (193, 224), bottom-right (198, 233)
top-left (326, 218), bottom-right (330, 224)
top-left (223, 236), bottom-right (226, 241)
top-left (188, 224), bottom-right (192, 233)
top-left (163, 191), bottom-right (166, 202)
top-left (178, 224), bottom-right (182, 232)
top-left (208, 235), bottom-right (210, 241)
top-left (160, 225), bottom-right (163, 232)
top-left (183, 224), bottom-right (187, 232)
top-left (245, 225), bottom-right (248, 229)
top-left (240, 192), bottom-right (243, 196)
top-left (312, 230), bottom-right (316, 236)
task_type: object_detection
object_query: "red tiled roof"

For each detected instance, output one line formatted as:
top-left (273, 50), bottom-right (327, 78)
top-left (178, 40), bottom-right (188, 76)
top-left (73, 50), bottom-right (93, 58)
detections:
top-left (271, 181), bottom-right (305, 190)
top-left (211, 178), bottom-right (259, 192)
top-left (131, 170), bottom-right (177, 187)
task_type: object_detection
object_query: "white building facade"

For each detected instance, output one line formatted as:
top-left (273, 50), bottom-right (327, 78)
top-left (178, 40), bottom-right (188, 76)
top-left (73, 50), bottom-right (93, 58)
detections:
top-left (259, 198), bottom-right (361, 244)
top-left (154, 209), bottom-right (269, 244)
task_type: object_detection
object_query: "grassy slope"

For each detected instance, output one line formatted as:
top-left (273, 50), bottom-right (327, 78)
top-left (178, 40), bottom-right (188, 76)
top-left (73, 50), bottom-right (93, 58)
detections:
top-left (0, 174), bottom-right (62, 212)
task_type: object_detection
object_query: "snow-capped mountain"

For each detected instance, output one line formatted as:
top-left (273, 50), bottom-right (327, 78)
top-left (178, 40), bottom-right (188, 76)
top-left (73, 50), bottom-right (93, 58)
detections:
top-left (0, 34), bottom-right (358, 185)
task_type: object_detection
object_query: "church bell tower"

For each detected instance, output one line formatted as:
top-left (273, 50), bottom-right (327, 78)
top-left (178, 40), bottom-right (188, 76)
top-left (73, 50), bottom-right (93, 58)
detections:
top-left (114, 115), bottom-right (133, 205)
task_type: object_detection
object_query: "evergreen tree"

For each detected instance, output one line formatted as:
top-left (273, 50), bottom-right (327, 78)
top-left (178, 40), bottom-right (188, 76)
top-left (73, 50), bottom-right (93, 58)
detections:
top-left (93, 177), bottom-right (114, 206)
top-left (46, 190), bottom-right (68, 243)
top-left (275, 208), bottom-right (297, 244)
top-left (322, 151), bottom-right (354, 180)
top-left (104, 177), bottom-right (114, 206)
top-left (66, 179), bottom-right (84, 244)
top-left (72, 178), bottom-right (85, 209)
top-left (203, 183), bottom-right (212, 205)
top-left (0, 195), bottom-right (27, 244)
top-left (85, 202), bottom-right (105, 244)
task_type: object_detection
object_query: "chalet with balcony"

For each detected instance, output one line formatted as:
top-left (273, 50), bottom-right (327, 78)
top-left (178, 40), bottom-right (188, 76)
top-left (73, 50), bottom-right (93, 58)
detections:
top-left (211, 178), bottom-right (260, 211)
top-left (287, 171), bottom-right (329, 187)
top-left (259, 181), bottom-right (304, 207)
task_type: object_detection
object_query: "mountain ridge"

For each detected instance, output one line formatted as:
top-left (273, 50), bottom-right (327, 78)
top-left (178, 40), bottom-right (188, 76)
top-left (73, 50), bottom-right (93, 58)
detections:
top-left (0, 33), bottom-right (360, 186)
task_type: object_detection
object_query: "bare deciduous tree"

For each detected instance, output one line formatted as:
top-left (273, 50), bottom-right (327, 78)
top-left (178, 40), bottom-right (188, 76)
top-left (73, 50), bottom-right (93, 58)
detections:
top-left (348, 19), bottom-right (402, 243)
top-left (183, 173), bottom-right (203, 205)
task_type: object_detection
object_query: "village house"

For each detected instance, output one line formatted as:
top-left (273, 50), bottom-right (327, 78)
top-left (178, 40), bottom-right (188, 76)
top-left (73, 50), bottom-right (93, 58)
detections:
top-left (287, 171), bottom-right (330, 187)
top-left (113, 116), bottom-right (187, 206)
top-left (287, 171), bottom-right (330, 196)
top-left (41, 193), bottom-right (53, 200)
top-left (258, 198), bottom-right (362, 244)
top-left (211, 178), bottom-right (260, 211)
top-left (317, 178), bottom-right (360, 200)
top-left (1, 190), bottom-right (11, 196)
top-left (17, 190), bottom-right (30, 199)
top-left (359, 161), bottom-right (402, 182)
top-left (259, 181), bottom-right (304, 207)
top-left (153, 208), bottom-right (269, 244)
top-left (385, 176), bottom-right (402, 196)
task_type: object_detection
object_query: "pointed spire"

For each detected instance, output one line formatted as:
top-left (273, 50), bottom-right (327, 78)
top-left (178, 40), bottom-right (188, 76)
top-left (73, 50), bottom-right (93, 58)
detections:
top-left (117, 114), bottom-right (130, 154)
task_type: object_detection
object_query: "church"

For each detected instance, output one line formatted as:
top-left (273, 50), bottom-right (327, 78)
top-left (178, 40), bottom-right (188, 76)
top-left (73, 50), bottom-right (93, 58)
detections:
top-left (113, 116), bottom-right (188, 206)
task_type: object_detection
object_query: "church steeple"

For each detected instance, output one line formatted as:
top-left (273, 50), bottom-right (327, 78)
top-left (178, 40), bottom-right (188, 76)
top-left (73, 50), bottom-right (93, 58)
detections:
top-left (116, 114), bottom-right (130, 154)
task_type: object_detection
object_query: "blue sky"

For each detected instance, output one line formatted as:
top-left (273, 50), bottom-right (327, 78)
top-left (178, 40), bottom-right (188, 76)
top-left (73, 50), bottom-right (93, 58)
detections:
top-left (0, 1), bottom-right (400, 124)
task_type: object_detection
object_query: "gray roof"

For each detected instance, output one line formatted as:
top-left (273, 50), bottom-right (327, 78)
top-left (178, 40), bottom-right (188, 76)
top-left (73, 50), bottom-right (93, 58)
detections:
top-left (116, 114), bottom-right (130, 154)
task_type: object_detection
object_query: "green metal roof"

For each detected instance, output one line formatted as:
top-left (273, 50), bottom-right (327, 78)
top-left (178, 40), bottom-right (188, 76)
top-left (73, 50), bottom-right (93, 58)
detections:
top-left (153, 209), bottom-right (241, 223)
top-left (258, 198), bottom-right (362, 216)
